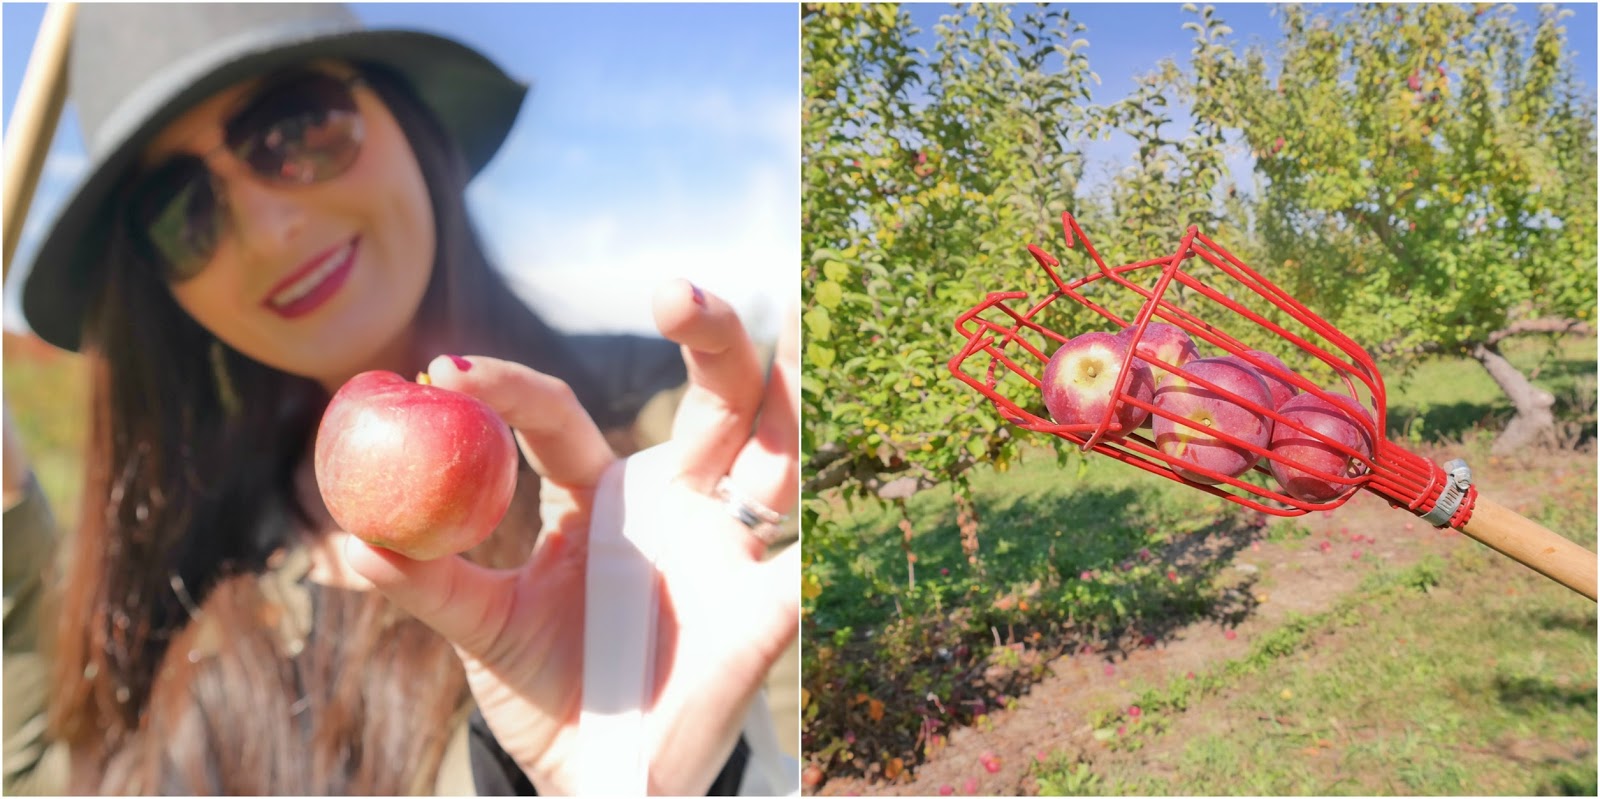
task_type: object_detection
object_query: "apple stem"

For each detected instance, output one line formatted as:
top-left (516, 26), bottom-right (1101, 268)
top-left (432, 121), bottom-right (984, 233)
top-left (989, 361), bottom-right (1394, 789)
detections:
top-left (416, 372), bottom-right (432, 386)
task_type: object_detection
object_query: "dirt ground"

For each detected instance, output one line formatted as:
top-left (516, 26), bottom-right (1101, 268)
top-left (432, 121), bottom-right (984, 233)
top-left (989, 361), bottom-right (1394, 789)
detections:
top-left (814, 443), bottom-right (1593, 796)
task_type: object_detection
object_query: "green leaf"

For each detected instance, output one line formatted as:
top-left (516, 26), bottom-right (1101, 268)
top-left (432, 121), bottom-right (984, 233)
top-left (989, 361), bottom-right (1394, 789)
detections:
top-left (823, 259), bottom-right (851, 282)
top-left (810, 345), bottom-right (837, 370)
top-left (816, 280), bottom-right (844, 310)
top-left (809, 248), bottom-right (842, 265)
top-left (804, 307), bottom-right (833, 342)
top-left (965, 437), bottom-right (986, 460)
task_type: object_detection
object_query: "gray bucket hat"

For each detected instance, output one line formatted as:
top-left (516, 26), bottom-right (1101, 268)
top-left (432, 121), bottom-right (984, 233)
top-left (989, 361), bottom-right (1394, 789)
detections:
top-left (18, 3), bottom-right (528, 352)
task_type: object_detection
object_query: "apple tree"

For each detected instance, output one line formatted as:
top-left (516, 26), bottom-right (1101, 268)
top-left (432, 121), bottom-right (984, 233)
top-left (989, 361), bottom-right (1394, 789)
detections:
top-left (1073, 62), bottom-right (1234, 269)
top-left (1180, 3), bottom-right (1597, 451)
top-left (801, 2), bottom-right (1102, 581)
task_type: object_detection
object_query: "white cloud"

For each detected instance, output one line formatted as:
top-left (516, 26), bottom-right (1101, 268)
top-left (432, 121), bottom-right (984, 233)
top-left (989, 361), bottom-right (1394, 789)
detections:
top-left (670, 91), bottom-right (797, 153)
top-left (518, 86), bottom-right (797, 159)
top-left (622, 88), bottom-right (789, 144)
top-left (465, 77), bottom-right (799, 344)
top-left (42, 149), bottom-right (87, 182)
top-left (471, 162), bottom-right (797, 344)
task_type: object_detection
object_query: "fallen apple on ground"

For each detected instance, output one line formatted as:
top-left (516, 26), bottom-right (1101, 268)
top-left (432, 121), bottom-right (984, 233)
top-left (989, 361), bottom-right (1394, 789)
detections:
top-left (1267, 392), bottom-right (1376, 501)
top-left (314, 369), bottom-right (519, 561)
top-left (1152, 356), bottom-right (1274, 484)
top-left (802, 766), bottom-right (824, 790)
top-left (1041, 330), bottom-right (1155, 442)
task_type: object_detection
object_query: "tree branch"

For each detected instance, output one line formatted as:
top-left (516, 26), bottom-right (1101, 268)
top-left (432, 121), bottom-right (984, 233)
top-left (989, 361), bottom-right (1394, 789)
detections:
top-left (1344, 204), bottom-right (1414, 268)
top-left (804, 432), bottom-right (1008, 500)
top-left (802, 453), bottom-right (978, 500)
top-left (803, 443), bottom-right (907, 494)
top-left (1485, 317), bottom-right (1593, 346)
top-left (1371, 317), bottom-right (1593, 358)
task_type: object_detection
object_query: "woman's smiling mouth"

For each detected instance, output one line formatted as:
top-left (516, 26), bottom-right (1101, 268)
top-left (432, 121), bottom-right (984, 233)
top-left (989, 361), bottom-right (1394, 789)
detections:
top-left (264, 236), bottom-right (360, 318)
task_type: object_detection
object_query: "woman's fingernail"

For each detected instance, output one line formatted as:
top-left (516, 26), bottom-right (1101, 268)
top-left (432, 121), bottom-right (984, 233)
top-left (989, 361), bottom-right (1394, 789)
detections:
top-left (690, 283), bottom-right (707, 308)
top-left (447, 354), bottom-right (472, 372)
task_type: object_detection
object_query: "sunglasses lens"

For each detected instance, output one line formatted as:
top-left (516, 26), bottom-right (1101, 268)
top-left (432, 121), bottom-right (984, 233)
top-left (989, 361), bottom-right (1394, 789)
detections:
top-left (228, 72), bottom-right (362, 184)
top-left (132, 158), bottom-right (219, 281)
top-left (130, 72), bottom-right (364, 282)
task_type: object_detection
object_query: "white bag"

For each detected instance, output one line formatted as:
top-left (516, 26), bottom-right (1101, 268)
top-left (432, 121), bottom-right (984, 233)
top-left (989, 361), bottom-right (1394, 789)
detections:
top-left (580, 444), bottom-right (798, 796)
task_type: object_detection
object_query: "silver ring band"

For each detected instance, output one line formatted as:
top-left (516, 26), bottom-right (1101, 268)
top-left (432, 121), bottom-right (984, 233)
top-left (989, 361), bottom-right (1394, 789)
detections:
top-left (715, 476), bottom-right (788, 546)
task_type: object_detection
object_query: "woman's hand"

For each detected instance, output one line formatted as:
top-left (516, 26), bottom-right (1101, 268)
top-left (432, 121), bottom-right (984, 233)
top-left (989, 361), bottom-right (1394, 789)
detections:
top-left (344, 281), bottom-right (798, 794)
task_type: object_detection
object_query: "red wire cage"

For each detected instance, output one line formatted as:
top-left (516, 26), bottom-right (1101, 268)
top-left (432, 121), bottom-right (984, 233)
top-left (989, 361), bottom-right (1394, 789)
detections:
top-left (949, 212), bottom-right (1476, 528)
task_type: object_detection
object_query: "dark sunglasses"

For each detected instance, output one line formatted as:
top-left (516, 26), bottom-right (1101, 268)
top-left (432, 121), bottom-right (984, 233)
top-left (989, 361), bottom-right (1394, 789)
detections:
top-left (128, 70), bottom-right (367, 282)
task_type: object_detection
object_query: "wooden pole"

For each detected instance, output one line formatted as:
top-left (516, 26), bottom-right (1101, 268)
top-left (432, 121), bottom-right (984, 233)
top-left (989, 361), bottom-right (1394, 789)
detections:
top-left (1460, 496), bottom-right (1598, 601)
top-left (3, 2), bottom-right (77, 283)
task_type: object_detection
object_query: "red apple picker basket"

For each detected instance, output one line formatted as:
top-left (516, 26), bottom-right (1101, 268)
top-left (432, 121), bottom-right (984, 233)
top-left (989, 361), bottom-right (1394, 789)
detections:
top-left (949, 212), bottom-right (1597, 601)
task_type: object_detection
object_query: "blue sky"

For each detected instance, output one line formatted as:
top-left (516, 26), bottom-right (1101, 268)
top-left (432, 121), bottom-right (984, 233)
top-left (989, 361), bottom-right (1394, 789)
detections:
top-left (4, 3), bottom-right (1596, 344)
top-left (901, 3), bottom-right (1598, 198)
top-left (2, 3), bottom-right (799, 341)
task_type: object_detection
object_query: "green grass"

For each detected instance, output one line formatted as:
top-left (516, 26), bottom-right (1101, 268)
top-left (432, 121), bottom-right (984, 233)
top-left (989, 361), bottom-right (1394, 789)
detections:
top-left (802, 445), bottom-right (1259, 776)
top-left (1384, 335), bottom-right (1596, 447)
top-left (1038, 550), bottom-right (1598, 796)
top-left (807, 335), bottom-right (1596, 639)
top-left (805, 337), bottom-right (1596, 785)
top-left (3, 337), bottom-right (89, 531)
top-left (1199, 577), bottom-right (1583, 793)
top-left (1034, 755), bottom-right (1105, 795)
top-left (807, 448), bottom-right (1244, 635)
top-left (1527, 473), bottom-right (1600, 551)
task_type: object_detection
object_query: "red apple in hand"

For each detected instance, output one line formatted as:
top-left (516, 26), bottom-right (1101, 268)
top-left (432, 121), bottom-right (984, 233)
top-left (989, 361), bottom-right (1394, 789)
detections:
top-left (1268, 392), bottom-right (1375, 502)
top-left (1153, 357), bottom-right (1273, 484)
top-left (314, 370), bottom-right (519, 561)
top-left (1041, 331), bottom-right (1155, 442)
top-left (1116, 321), bottom-right (1200, 388)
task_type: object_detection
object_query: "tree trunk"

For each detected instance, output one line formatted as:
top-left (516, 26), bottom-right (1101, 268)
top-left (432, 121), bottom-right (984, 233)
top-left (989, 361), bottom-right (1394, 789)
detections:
top-left (1470, 341), bottom-right (1557, 454)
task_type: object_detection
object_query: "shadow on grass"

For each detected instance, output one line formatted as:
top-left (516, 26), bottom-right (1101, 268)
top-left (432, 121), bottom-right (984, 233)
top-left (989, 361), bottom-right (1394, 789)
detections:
top-left (808, 485), bottom-right (1156, 634)
top-left (1493, 674), bottom-right (1598, 714)
top-left (1386, 346), bottom-right (1597, 449)
top-left (811, 482), bottom-right (1264, 643)
top-left (1386, 401), bottom-right (1509, 444)
top-left (803, 479), bottom-right (1267, 784)
top-left (1387, 398), bottom-right (1596, 452)
top-left (1538, 767), bottom-right (1600, 797)
top-left (1532, 608), bottom-right (1600, 636)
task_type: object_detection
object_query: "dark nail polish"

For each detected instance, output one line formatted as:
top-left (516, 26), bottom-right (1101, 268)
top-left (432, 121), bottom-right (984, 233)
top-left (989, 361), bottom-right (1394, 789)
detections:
top-left (448, 354), bottom-right (472, 372)
top-left (691, 284), bottom-right (707, 307)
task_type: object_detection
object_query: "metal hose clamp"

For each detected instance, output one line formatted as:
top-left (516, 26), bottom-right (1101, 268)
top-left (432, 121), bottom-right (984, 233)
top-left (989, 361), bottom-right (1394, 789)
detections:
top-left (1421, 458), bottom-right (1473, 527)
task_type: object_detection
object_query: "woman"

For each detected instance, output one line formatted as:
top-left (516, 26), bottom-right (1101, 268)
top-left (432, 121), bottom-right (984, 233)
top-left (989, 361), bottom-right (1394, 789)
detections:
top-left (3, 4), bottom-right (798, 794)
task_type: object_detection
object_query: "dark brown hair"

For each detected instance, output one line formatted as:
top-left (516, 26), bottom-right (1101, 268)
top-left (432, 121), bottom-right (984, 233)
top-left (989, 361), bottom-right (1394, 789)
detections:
top-left (48, 64), bottom-right (609, 793)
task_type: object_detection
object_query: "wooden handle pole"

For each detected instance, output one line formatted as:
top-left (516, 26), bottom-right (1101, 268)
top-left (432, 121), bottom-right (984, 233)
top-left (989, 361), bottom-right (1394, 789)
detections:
top-left (3, 2), bottom-right (77, 282)
top-left (1459, 496), bottom-right (1597, 601)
